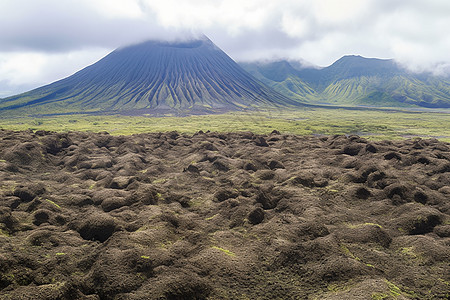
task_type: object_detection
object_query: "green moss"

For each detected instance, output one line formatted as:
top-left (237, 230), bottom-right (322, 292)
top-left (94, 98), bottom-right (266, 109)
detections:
top-left (212, 246), bottom-right (235, 257)
top-left (2, 273), bottom-right (14, 281)
top-left (370, 280), bottom-right (404, 299)
top-left (371, 293), bottom-right (389, 300)
top-left (152, 178), bottom-right (167, 184)
top-left (45, 199), bottom-right (61, 209)
top-left (158, 240), bottom-right (173, 249)
top-left (0, 184), bottom-right (16, 193)
top-left (0, 109), bottom-right (448, 142)
top-left (205, 214), bottom-right (218, 221)
top-left (438, 278), bottom-right (450, 286)
top-left (340, 244), bottom-right (359, 260)
top-left (385, 280), bottom-right (402, 297)
top-left (189, 197), bottom-right (206, 208)
top-left (55, 253), bottom-right (65, 256)
top-left (0, 229), bottom-right (11, 237)
top-left (140, 255), bottom-right (150, 259)
top-left (327, 283), bottom-right (351, 293)
top-left (399, 246), bottom-right (418, 259)
top-left (136, 272), bottom-right (147, 281)
top-left (397, 227), bottom-right (406, 233)
top-left (347, 222), bottom-right (382, 229)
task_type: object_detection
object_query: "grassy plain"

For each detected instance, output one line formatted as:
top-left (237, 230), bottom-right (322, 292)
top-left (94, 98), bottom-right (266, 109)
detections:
top-left (0, 108), bottom-right (449, 142)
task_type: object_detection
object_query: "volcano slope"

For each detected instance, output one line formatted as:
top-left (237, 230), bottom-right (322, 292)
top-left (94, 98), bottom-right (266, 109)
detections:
top-left (0, 38), bottom-right (296, 116)
top-left (241, 57), bottom-right (450, 108)
top-left (0, 130), bottom-right (449, 299)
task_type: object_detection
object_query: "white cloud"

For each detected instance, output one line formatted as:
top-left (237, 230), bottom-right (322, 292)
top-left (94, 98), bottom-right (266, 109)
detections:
top-left (85, 0), bottom-right (144, 19)
top-left (311, 0), bottom-right (371, 24)
top-left (281, 13), bottom-right (311, 39)
top-left (0, 53), bottom-right (46, 86)
top-left (0, 48), bottom-right (110, 97)
top-left (1, 0), bottom-right (450, 97)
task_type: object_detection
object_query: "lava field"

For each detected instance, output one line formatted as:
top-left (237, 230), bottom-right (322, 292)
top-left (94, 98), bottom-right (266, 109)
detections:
top-left (0, 129), bottom-right (449, 299)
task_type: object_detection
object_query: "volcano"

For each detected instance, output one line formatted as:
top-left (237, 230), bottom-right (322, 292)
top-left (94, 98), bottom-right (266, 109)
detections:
top-left (0, 37), bottom-right (297, 115)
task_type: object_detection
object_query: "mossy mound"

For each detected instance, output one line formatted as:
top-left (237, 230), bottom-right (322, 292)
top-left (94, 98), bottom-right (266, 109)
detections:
top-left (0, 130), bottom-right (449, 299)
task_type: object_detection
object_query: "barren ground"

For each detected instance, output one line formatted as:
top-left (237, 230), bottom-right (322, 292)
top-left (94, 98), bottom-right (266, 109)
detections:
top-left (0, 129), bottom-right (449, 299)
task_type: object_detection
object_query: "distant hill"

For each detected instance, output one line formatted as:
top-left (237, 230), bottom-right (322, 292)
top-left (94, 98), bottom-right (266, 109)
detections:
top-left (0, 37), bottom-right (297, 116)
top-left (241, 56), bottom-right (450, 108)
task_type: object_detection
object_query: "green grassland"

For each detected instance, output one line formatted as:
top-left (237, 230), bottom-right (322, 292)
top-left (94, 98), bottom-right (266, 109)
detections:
top-left (0, 108), bottom-right (449, 142)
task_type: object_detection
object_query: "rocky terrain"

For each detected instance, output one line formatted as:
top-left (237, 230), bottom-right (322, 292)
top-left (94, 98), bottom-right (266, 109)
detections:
top-left (0, 129), bottom-right (449, 299)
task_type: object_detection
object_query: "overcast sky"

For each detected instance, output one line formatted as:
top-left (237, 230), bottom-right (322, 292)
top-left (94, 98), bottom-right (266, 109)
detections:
top-left (1, 0), bottom-right (450, 97)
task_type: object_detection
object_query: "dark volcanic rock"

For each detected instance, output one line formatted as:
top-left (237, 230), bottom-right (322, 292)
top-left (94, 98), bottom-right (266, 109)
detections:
top-left (214, 189), bottom-right (239, 202)
top-left (32, 209), bottom-right (52, 226)
top-left (254, 136), bottom-right (269, 147)
top-left (342, 144), bottom-right (363, 156)
top-left (0, 130), bottom-right (448, 300)
top-left (248, 207), bottom-right (265, 225)
top-left (395, 205), bottom-right (443, 235)
top-left (77, 214), bottom-right (118, 242)
top-left (256, 190), bottom-right (278, 210)
top-left (13, 183), bottom-right (46, 202)
top-left (41, 134), bottom-right (72, 155)
top-left (268, 160), bottom-right (285, 170)
top-left (354, 187), bottom-right (372, 200)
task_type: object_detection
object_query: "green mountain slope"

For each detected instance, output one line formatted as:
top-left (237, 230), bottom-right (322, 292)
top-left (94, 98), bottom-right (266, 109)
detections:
top-left (0, 37), bottom-right (298, 116)
top-left (241, 56), bottom-right (450, 108)
top-left (239, 61), bottom-right (318, 101)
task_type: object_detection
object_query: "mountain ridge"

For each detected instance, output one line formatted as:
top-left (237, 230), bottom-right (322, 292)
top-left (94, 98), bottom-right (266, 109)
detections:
top-left (0, 37), bottom-right (298, 115)
top-left (2, 39), bottom-right (450, 114)
top-left (240, 56), bottom-right (450, 108)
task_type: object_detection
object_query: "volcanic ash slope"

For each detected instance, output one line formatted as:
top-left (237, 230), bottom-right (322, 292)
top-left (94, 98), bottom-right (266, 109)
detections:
top-left (0, 37), bottom-right (296, 115)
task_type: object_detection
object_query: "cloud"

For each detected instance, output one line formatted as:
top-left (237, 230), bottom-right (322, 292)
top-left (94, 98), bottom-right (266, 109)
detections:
top-left (0, 0), bottom-right (198, 52)
top-left (1, 0), bottom-right (450, 97)
top-left (0, 48), bottom-right (110, 97)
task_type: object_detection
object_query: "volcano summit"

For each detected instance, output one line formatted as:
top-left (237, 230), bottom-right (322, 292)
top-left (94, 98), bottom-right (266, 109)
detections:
top-left (0, 37), bottom-right (296, 115)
